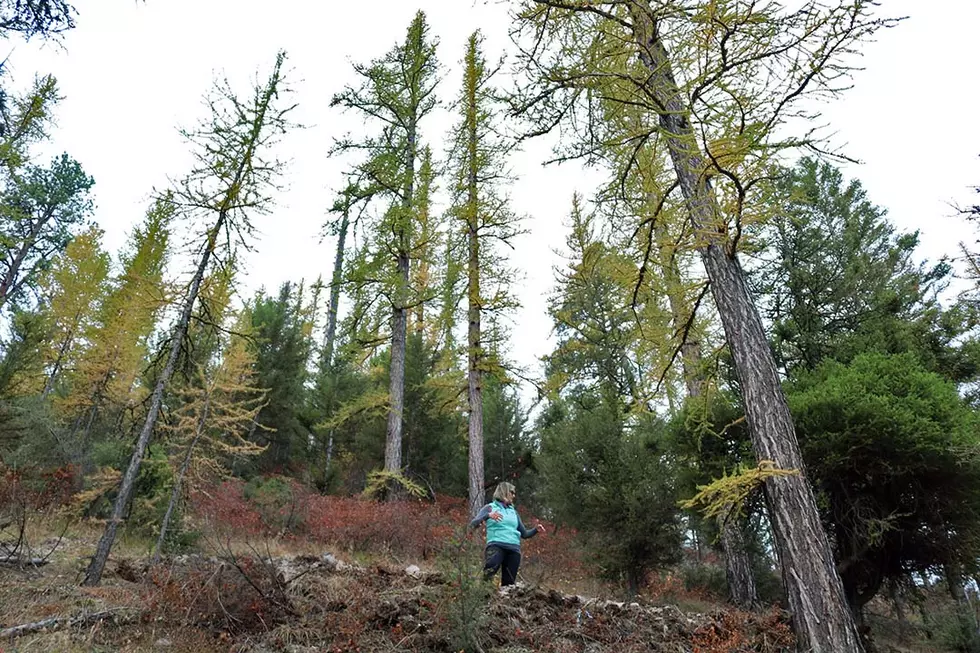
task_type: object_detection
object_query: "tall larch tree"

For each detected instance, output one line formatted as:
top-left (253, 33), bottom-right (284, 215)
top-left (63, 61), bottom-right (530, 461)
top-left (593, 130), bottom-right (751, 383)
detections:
top-left (322, 182), bottom-right (368, 370)
top-left (331, 11), bottom-right (439, 477)
top-left (83, 52), bottom-right (293, 586)
top-left (601, 123), bottom-right (759, 605)
top-left (512, 2), bottom-right (897, 650)
top-left (635, 187), bottom-right (759, 607)
top-left (153, 309), bottom-right (266, 563)
top-left (314, 182), bottom-right (369, 477)
top-left (38, 226), bottom-right (110, 398)
top-left (448, 31), bottom-right (522, 516)
top-left (61, 198), bottom-right (172, 457)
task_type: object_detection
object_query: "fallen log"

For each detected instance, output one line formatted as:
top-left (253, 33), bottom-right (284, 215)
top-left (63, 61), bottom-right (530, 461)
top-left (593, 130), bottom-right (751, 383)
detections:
top-left (0, 608), bottom-right (138, 639)
top-left (0, 556), bottom-right (49, 567)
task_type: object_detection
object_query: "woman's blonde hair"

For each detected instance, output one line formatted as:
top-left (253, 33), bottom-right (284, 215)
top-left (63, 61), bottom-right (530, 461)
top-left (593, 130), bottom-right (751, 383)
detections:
top-left (493, 482), bottom-right (516, 502)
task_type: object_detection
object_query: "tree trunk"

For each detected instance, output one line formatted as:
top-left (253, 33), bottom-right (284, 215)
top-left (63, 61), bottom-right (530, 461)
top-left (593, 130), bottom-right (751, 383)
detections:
top-left (321, 194), bottom-right (349, 481)
top-left (464, 43), bottom-right (485, 519)
top-left (323, 195), bottom-right (351, 369)
top-left (152, 391), bottom-right (211, 564)
top-left (385, 257), bottom-right (409, 474)
top-left (439, 236), bottom-right (460, 354)
top-left (384, 117), bottom-right (417, 475)
top-left (695, 153), bottom-right (861, 653)
top-left (74, 395), bottom-right (105, 474)
top-left (626, 566), bottom-right (642, 597)
top-left (629, 4), bottom-right (863, 650)
top-left (0, 208), bottom-right (50, 310)
top-left (82, 215), bottom-right (223, 586)
top-left (719, 511), bottom-right (758, 609)
top-left (467, 306), bottom-right (484, 517)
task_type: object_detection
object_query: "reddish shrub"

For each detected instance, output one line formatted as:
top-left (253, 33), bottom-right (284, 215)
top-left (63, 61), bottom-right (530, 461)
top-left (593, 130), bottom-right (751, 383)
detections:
top-left (0, 464), bottom-right (77, 511)
top-left (690, 609), bottom-right (794, 653)
top-left (196, 475), bottom-right (319, 539)
top-left (188, 481), bottom-right (589, 587)
top-left (645, 571), bottom-right (687, 601)
top-left (244, 475), bottom-right (313, 537)
top-left (190, 480), bottom-right (264, 537)
top-left (512, 508), bottom-right (588, 585)
top-left (692, 611), bottom-right (749, 652)
top-left (305, 495), bottom-right (435, 556)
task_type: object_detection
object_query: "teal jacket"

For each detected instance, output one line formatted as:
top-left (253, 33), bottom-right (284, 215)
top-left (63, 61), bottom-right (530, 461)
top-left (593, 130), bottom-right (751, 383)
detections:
top-left (470, 500), bottom-right (538, 550)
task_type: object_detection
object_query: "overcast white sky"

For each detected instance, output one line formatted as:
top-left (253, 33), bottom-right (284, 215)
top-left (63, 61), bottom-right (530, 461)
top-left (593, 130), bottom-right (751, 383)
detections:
top-left (7, 0), bottom-right (980, 383)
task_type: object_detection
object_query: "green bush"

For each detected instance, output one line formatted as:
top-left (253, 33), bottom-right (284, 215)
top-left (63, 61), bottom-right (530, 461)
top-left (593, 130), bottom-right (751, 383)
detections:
top-left (243, 475), bottom-right (306, 534)
top-left (158, 503), bottom-right (202, 554)
top-left (538, 395), bottom-right (684, 594)
top-left (90, 438), bottom-right (129, 469)
top-left (84, 442), bottom-right (173, 534)
top-left (679, 561), bottom-right (727, 598)
top-left (933, 605), bottom-right (980, 653)
top-left (129, 445), bottom-right (174, 532)
top-left (436, 531), bottom-right (492, 653)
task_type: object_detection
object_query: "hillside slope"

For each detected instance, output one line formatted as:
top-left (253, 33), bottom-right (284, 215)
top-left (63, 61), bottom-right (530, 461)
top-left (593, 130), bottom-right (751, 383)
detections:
top-left (1, 549), bottom-right (794, 652)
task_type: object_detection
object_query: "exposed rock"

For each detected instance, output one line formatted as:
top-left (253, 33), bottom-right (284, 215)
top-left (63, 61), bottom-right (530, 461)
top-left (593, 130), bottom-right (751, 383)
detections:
top-left (322, 552), bottom-right (345, 571)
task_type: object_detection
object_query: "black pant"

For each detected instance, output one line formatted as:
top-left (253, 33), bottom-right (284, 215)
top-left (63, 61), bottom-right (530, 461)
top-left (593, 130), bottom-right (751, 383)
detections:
top-left (484, 545), bottom-right (521, 586)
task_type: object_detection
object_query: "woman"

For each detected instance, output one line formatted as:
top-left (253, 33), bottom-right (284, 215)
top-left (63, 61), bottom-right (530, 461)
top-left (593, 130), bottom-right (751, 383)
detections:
top-left (469, 482), bottom-right (545, 586)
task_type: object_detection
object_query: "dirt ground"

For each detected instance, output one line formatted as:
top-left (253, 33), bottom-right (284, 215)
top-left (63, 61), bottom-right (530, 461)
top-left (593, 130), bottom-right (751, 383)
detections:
top-left (0, 517), bottom-right (950, 653)
top-left (0, 543), bottom-right (795, 653)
